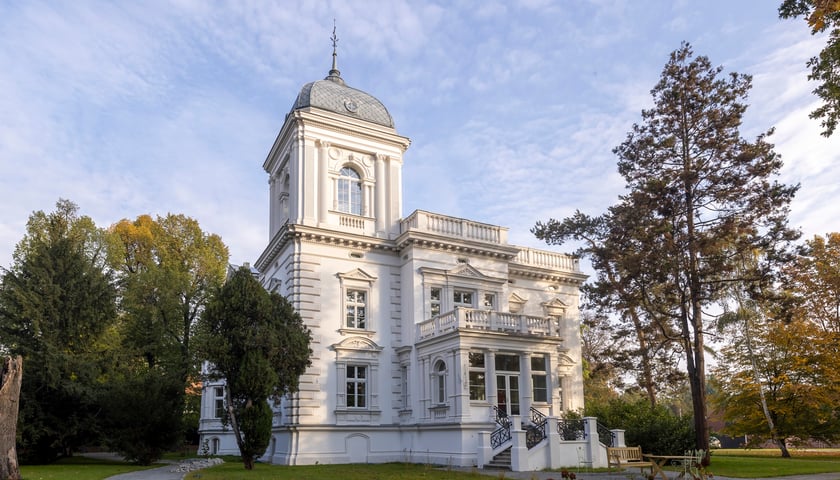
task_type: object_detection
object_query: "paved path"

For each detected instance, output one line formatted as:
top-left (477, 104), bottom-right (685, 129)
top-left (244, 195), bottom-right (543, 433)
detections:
top-left (83, 453), bottom-right (221, 480)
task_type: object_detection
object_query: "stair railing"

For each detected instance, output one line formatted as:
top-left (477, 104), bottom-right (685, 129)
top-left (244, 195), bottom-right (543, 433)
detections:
top-left (490, 405), bottom-right (512, 449)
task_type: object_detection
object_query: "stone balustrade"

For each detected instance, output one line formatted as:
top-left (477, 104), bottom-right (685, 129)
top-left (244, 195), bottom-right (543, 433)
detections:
top-left (417, 307), bottom-right (558, 340)
top-left (400, 210), bottom-right (507, 244)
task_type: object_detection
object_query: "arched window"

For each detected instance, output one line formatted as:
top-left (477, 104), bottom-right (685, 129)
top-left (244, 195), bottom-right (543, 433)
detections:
top-left (434, 360), bottom-right (447, 404)
top-left (338, 167), bottom-right (362, 215)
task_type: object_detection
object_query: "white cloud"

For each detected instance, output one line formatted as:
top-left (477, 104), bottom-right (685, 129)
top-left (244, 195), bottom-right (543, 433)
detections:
top-left (1, 0), bottom-right (838, 271)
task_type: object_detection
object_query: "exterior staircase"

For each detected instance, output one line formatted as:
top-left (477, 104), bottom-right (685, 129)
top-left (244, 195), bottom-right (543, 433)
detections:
top-left (485, 447), bottom-right (511, 470)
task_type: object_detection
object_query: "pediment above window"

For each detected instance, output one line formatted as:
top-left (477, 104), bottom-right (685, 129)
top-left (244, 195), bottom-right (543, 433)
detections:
top-left (509, 291), bottom-right (528, 314)
top-left (449, 263), bottom-right (487, 279)
top-left (556, 352), bottom-right (577, 375)
top-left (542, 298), bottom-right (567, 317)
top-left (337, 268), bottom-right (377, 284)
top-left (330, 337), bottom-right (384, 359)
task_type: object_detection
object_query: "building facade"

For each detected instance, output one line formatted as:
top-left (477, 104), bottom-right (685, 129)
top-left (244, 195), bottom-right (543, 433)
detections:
top-left (198, 54), bottom-right (592, 469)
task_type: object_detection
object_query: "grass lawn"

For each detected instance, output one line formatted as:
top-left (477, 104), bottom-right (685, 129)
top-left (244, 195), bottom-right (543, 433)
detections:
top-left (707, 449), bottom-right (840, 478)
top-left (19, 456), bottom-right (158, 480)
top-left (184, 462), bottom-right (487, 480)
top-left (18, 449), bottom-right (840, 480)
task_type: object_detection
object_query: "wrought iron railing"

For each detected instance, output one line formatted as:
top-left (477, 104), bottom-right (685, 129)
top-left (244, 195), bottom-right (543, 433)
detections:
top-left (597, 421), bottom-right (616, 446)
top-left (493, 405), bottom-right (511, 428)
top-left (490, 405), bottom-right (512, 449)
top-left (491, 424), bottom-right (512, 449)
top-left (529, 407), bottom-right (546, 425)
top-left (525, 407), bottom-right (548, 449)
top-left (557, 417), bottom-right (586, 440)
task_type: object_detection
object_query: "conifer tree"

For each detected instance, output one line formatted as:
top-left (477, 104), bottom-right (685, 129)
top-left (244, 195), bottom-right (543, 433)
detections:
top-left (199, 267), bottom-right (311, 469)
top-left (536, 43), bottom-right (799, 461)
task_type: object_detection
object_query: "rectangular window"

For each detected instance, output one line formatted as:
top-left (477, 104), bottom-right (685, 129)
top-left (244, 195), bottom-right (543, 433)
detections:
top-left (495, 354), bottom-right (520, 372)
top-left (453, 289), bottom-right (473, 307)
top-left (469, 352), bottom-right (486, 401)
top-left (345, 289), bottom-right (367, 329)
top-left (213, 387), bottom-right (225, 418)
top-left (430, 287), bottom-right (441, 317)
top-left (346, 365), bottom-right (367, 408)
top-left (483, 293), bottom-right (495, 309)
top-left (400, 366), bottom-right (409, 409)
top-left (531, 355), bottom-right (548, 403)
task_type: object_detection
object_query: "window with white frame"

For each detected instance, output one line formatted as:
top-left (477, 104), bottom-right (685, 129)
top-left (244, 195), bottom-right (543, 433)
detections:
top-left (337, 167), bottom-right (362, 215)
top-left (469, 352), bottom-right (486, 401)
top-left (332, 336), bottom-right (383, 424)
top-left (453, 289), bottom-right (474, 308)
top-left (213, 387), bottom-right (225, 418)
top-left (346, 365), bottom-right (367, 408)
top-left (433, 360), bottom-right (447, 404)
top-left (400, 365), bottom-right (409, 410)
top-left (345, 289), bottom-right (367, 329)
top-left (531, 355), bottom-right (548, 403)
top-left (337, 269), bottom-right (376, 334)
top-left (430, 287), bottom-right (441, 317)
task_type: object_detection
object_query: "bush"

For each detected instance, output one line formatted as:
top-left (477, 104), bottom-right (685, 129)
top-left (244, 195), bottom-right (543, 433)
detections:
top-left (586, 395), bottom-right (694, 454)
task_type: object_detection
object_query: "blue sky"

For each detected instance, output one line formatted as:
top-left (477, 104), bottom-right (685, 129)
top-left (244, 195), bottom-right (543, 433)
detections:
top-left (1, 1), bottom-right (838, 270)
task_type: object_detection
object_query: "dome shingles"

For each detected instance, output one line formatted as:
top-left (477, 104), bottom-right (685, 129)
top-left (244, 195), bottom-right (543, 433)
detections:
top-left (293, 75), bottom-right (394, 128)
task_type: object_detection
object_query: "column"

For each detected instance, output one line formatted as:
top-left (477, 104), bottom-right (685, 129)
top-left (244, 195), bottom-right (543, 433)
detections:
top-left (521, 352), bottom-right (532, 418)
top-left (453, 348), bottom-right (469, 418)
top-left (374, 153), bottom-right (386, 236)
top-left (317, 140), bottom-right (330, 223)
top-left (269, 175), bottom-right (277, 235)
top-left (288, 135), bottom-right (301, 223)
top-left (486, 350), bottom-right (497, 408)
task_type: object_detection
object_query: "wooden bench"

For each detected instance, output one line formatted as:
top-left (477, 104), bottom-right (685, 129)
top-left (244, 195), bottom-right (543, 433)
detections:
top-left (607, 446), bottom-right (655, 476)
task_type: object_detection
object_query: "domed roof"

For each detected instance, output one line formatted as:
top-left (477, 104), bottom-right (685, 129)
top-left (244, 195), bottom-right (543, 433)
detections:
top-left (293, 67), bottom-right (394, 128)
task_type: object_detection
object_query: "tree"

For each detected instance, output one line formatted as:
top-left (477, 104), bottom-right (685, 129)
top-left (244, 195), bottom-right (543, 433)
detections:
top-left (0, 356), bottom-right (23, 480)
top-left (579, 309), bottom-right (624, 406)
top-left (779, 0), bottom-right (840, 136)
top-left (107, 214), bottom-right (228, 454)
top-left (0, 200), bottom-right (118, 462)
top-left (108, 214), bottom-right (229, 381)
top-left (788, 233), bottom-right (840, 332)
top-left (536, 43), bottom-right (799, 461)
top-left (99, 367), bottom-right (185, 465)
top-left (713, 315), bottom-right (840, 451)
top-left (534, 209), bottom-right (685, 408)
top-left (198, 267), bottom-right (311, 469)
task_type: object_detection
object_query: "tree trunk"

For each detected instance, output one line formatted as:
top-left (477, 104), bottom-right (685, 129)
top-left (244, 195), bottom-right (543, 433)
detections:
top-left (776, 438), bottom-right (791, 458)
top-left (0, 356), bottom-right (23, 480)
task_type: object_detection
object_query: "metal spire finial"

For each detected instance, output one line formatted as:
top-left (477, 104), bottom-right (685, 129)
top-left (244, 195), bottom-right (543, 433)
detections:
top-left (329, 19), bottom-right (340, 77)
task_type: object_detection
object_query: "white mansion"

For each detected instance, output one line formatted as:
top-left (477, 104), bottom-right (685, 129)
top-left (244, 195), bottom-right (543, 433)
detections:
top-left (197, 52), bottom-right (619, 470)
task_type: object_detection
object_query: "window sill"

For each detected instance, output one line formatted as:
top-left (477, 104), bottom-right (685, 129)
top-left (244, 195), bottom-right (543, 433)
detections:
top-left (339, 327), bottom-right (375, 337)
top-left (335, 408), bottom-right (382, 425)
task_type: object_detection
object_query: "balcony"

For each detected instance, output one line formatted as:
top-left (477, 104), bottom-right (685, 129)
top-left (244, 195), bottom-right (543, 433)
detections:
top-left (400, 210), bottom-right (508, 245)
top-left (416, 307), bottom-right (559, 341)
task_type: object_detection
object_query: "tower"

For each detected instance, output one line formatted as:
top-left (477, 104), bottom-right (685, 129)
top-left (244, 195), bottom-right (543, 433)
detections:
top-left (263, 38), bottom-right (409, 242)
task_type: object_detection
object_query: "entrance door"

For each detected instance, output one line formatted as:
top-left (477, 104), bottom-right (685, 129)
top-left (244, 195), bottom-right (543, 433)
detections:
top-left (496, 374), bottom-right (520, 416)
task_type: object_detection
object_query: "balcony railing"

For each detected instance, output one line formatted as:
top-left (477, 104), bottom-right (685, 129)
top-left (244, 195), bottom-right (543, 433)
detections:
top-left (512, 247), bottom-right (579, 272)
top-left (400, 210), bottom-right (507, 244)
top-left (416, 307), bottom-right (558, 340)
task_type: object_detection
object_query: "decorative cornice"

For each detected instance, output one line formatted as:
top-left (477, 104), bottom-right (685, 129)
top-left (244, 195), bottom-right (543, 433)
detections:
top-left (509, 265), bottom-right (587, 285)
top-left (395, 231), bottom-right (521, 260)
top-left (294, 110), bottom-right (411, 151)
